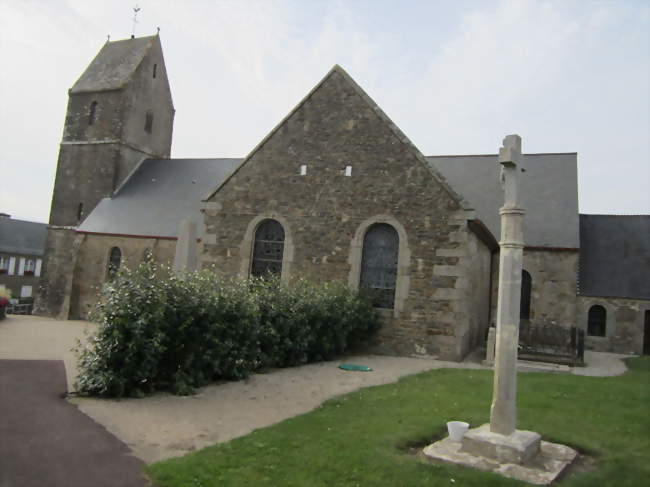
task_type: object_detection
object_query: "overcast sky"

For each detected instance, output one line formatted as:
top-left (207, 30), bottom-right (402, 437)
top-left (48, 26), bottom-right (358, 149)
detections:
top-left (1, 0), bottom-right (648, 223)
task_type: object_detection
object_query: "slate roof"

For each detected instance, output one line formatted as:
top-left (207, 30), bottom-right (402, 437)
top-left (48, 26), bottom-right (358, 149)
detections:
top-left (78, 159), bottom-right (241, 238)
top-left (70, 36), bottom-right (156, 94)
top-left (427, 153), bottom-right (579, 248)
top-left (0, 218), bottom-right (48, 256)
top-left (578, 214), bottom-right (650, 300)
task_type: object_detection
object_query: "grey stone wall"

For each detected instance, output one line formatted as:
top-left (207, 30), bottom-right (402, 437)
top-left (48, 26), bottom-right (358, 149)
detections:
top-left (70, 234), bottom-right (176, 319)
top-left (33, 228), bottom-right (79, 318)
top-left (490, 249), bottom-right (578, 326)
top-left (578, 296), bottom-right (650, 354)
top-left (202, 68), bottom-right (489, 360)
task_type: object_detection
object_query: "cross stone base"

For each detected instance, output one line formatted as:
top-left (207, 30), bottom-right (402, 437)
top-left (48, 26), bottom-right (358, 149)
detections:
top-left (422, 424), bottom-right (577, 485)
top-left (462, 423), bottom-right (541, 464)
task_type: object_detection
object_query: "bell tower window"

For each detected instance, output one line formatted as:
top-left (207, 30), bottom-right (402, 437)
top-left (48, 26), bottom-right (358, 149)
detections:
top-left (88, 101), bottom-right (98, 125)
top-left (145, 110), bottom-right (154, 133)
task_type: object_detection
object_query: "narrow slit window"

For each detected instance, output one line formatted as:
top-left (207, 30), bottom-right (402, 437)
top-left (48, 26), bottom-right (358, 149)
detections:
top-left (107, 247), bottom-right (122, 279)
top-left (153, 63), bottom-right (157, 78)
top-left (88, 101), bottom-right (98, 125)
top-left (300, 164), bottom-right (307, 176)
top-left (520, 270), bottom-right (532, 320)
top-left (145, 110), bottom-right (154, 133)
top-left (77, 202), bottom-right (84, 223)
top-left (345, 165), bottom-right (352, 177)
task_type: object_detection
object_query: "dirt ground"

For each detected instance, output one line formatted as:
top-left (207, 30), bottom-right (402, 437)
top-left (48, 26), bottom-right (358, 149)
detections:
top-left (0, 314), bottom-right (629, 464)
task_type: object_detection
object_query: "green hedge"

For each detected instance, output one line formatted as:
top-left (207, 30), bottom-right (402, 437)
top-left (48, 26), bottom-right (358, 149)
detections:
top-left (75, 262), bottom-right (379, 397)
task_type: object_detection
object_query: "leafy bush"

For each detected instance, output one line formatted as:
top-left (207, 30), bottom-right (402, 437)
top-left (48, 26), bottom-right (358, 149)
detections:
top-left (75, 261), bottom-right (379, 397)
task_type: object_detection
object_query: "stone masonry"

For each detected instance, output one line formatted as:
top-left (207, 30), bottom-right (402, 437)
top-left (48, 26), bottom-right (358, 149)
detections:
top-left (201, 66), bottom-right (491, 360)
top-left (36, 35), bottom-right (175, 318)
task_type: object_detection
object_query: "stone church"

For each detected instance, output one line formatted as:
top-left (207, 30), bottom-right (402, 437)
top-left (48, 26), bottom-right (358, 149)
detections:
top-left (35, 35), bottom-right (650, 360)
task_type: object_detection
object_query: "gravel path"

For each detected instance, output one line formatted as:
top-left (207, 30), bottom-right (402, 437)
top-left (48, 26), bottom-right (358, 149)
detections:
top-left (0, 314), bottom-right (632, 464)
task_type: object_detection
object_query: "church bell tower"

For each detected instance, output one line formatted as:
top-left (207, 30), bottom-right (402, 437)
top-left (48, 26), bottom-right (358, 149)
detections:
top-left (35, 34), bottom-right (175, 317)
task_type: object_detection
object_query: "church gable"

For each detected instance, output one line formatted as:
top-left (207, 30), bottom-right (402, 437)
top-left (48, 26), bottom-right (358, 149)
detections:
top-left (202, 66), bottom-right (487, 360)
top-left (206, 65), bottom-right (466, 211)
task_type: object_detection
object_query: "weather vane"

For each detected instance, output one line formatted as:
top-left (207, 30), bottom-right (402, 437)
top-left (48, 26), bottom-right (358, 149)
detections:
top-left (132, 5), bottom-right (141, 38)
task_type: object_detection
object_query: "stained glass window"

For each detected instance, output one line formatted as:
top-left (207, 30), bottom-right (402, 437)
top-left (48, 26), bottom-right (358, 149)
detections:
top-left (251, 219), bottom-right (285, 277)
top-left (360, 223), bottom-right (398, 308)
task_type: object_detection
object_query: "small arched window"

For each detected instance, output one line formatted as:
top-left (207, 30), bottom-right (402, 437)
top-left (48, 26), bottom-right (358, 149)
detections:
top-left (153, 63), bottom-right (157, 78)
top-left (520, 269), bottom-right (532, 320)
top-left (588, 305), bottom-right (607, 337)
top-left (77, 202), bottom-right (84, 223)
top-left (251, 219), bottom-right (285, 277)
top-left (142, 248), bottom-right (154, 263)
top-left (107, 247), bottom-right (122, 279)
top-left (360, 223), bottom-right (399, 309)
top-left (88, 101), bottom-right (98, 125)
top-left (144, 110), bottom-right (154, 133)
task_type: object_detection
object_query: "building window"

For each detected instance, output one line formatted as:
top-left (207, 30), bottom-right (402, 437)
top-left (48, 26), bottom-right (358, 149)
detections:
top-left (107, 247), bottom-right (122, 279)
top-left (360, 223), bottom-right (399, 309)
top-left (587, 305), bottom-right (607, 337)
top-left (0, 257), bottom-right (8, 274)
top-left (153, 63), bottom-right (157, 78)
top-left (251, 219), bottom-right (285, 277)
top-left (77, 202), bottom-right (84, 223)
top-left (145, 110), bottom-right (154, 133)
top-left (520, 269), bottom-right (532, 320)
top-left (24, 259), bottom-right (36, 276)
top-left (88, 101), bottom-right (98, 125)
top-left (142, 248), bottom-right (154, 263)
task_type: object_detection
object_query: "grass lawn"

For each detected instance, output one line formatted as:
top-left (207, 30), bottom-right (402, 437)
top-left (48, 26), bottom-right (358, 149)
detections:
top-left (147, 357), bottom-right (650, 487)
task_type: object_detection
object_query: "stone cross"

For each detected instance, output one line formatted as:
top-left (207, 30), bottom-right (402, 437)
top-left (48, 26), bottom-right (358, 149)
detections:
top-left (490, 134), bottom-right (525, 436)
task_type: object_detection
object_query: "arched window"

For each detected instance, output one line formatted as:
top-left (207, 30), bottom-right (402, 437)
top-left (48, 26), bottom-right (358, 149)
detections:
top-left (142, 248), bottom-right (154, 263)
top-left (153, 63), bottom-right (157, 78)
top-left (588, 305), bottom-right (607, 337)
top-left (251, 219), bottom-right (285, 277)
top-left (88, 101), bottom-right (98, 125)
top-left (107, 247), bottom-right (122, 279)
top-left (144, 110), bottom-right (154, 133)
top-left (520, 269), bottom-right (532, 320)
top-left (360, 223), bottom-right (399, 309)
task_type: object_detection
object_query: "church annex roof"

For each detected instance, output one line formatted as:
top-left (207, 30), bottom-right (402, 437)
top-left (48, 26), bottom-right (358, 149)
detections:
top-left (578, 214), bottom-right (650, 300)
top-left (427, 153), bottom-right (579, 248)
top-left (78, 158), bottom-right (240, 238)
top-left (0, 217), bottom-right (48, 256)
top-left (70, 36), bottom-right (157, 94)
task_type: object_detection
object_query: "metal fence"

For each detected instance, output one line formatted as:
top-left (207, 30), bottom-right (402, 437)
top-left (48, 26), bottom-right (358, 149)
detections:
top-left (6, 303), bottom-right (33, 315)
top-left (518, 321), bottom-right (585, 366)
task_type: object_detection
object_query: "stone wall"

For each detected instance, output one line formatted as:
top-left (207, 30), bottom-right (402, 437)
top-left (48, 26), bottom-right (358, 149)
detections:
top-left (578, 296), bottom-right (650, 354)
top-left (202, 68), bottom-right (490, 360)
top-left (490, 249), bottom-right (578, 326)
top-left (70, 234), bottom-right (175, 319)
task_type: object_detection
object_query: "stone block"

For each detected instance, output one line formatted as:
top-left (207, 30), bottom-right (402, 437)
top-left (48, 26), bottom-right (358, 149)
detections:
top-left (461, 423), bottom-right (541, 464)
top-left (433, 265), bottom-right (464, 277)
top-left (435, 248), bottom-right (465, 257)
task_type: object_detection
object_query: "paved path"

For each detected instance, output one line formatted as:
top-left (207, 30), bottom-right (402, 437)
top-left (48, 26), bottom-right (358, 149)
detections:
top-left (0, 359), bottom-right (148, 487)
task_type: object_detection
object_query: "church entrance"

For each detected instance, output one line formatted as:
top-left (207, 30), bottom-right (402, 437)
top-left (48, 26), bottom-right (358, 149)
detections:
top-left (643, 309), bottom-right (650, 355)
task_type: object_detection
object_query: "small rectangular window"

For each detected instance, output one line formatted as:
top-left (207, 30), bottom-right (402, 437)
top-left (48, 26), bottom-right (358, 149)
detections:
top-left (345, 165), bottom-right (352, 177)
top-left (300, 164), bottom-right (307, 176)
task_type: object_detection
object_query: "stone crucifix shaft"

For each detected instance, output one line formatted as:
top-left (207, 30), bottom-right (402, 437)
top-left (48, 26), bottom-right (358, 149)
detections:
top-left (490, 134), bottom-right (525, 436)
